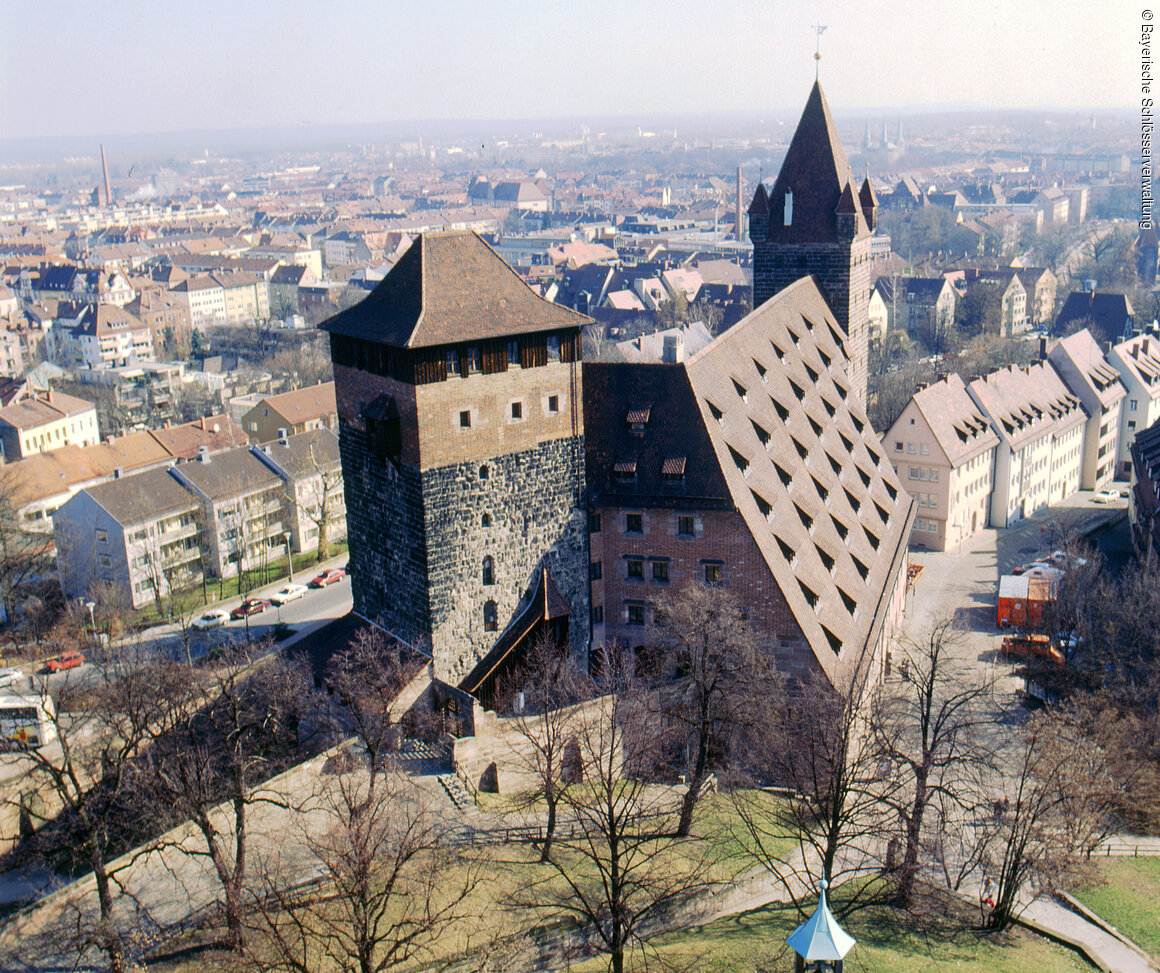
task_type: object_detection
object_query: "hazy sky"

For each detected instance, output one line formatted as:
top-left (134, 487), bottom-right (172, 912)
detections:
top-left (0, 0), bottom-right (1138, 139)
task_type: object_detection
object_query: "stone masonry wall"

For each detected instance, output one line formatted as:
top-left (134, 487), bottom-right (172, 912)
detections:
top-left (340, 425), bottom-right (431, 647)
top-left (423, 435), bottom-right (590, 684)
top-left (753, 236), bottom-right (872, 408)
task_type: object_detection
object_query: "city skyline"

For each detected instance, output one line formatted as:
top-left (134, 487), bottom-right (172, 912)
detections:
top-left (0, 0), bottom-right (1136, 142)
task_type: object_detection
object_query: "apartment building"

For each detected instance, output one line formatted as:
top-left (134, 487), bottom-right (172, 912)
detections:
top-left (252, 428), bottom-right (345, 555)
top-left (968, 364), bottom-right (1086, 527)
top-left (54, 467), bottom-right (203, 608)
top-left (1108, 333), bottom-right (1160, 477)
top-left (1047, 329), bottom-right (1126, 490)
top-left (170, 447), bottom-right (287, 580)
top-left (885, 374), bottom-right (999, 551)
top-left (57, 304), bottom-right (156, 371)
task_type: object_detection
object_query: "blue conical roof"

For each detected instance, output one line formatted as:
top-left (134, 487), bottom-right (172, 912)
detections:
top-left (786, 881), bottom-right (856, 962)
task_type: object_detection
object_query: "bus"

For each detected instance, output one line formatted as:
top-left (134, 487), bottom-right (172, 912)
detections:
top-left (0, 694), bottom-right (58, 749)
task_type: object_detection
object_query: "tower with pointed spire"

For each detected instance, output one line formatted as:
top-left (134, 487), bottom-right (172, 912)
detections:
top-left (750, 81), bottom-right (875, 405)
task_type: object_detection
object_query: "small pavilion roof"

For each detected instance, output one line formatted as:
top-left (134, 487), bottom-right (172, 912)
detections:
top-left (786, 881), bottom-right (856, 962)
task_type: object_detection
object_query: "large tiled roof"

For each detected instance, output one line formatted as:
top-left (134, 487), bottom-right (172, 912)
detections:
top-left (254, 428), bottom-right (340, 477)
top-left (1049, 329), bottom-right (1127, 410)
top-left (967, 363), bottom-right (1087, 451)
top-left (84, 467), bottom-right (199, 526)
top-left (0, 390), bottom-right (94, 430)
top-left (172, 447), bottom-right (283, 501)
top-left (754, 82), bottom-right (869, 245)
top-left (683, 277), bottom-right (913, 682)
top-left (147, 414), bottom-right (247, 457)
top-left (909, 374), bottom-right (1000, 467)
top-left (583, 363), bottom-right (732, 509)
top-left (1112, 333), bottom-right (1160, 400)
top-left (322, 230), bottom-right (588, 348)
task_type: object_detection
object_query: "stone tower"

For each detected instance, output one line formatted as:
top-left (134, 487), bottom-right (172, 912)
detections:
top-left (751, 82), bottom-right (875, 406)
top-left (324, 231), bottom-right (590, 696)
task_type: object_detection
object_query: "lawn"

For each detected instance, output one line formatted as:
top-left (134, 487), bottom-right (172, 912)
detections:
top-left (570, 895), bottom-right (1095, 973)
top-left (1071, 856), bottom-right (1160, 959)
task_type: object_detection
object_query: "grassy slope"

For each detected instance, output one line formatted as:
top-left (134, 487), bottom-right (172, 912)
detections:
top-left (1072, 857), bottom-right (1160, 959)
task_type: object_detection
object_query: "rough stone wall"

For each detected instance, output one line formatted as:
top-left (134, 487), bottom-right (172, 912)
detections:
top-left (590, 505), bottom-right (819, 685)
top-left (752, 236), bottom-right (872, 407)
top-left (339, 425), bottom-right (431, 648)
top-left (423, 435), bottom-right (590, 684)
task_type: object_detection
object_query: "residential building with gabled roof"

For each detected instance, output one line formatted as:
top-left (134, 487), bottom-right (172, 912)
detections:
top-left (1047, 328), bottom-right (1126, 490)
top-left (967, 363), bottom-right (1087, 527)
top-left (53, 467), bottom-right (203, 608)
top-left (169, 447), bottom-right (286, 581)
top-left (252, 428), bottom-right (345, 556)
top-left (586, 276), bottom-right (914, 688)
top-left (884, 374), bottom-right (999, 551)
top-left (240, 381), bottom-right (337, 443)
top-left (0, 388), bottom-right (99, 461)
top-left (1109, 332), bottom-right (1160, 477)
top-left (749, 82), bottom-right (875, 407)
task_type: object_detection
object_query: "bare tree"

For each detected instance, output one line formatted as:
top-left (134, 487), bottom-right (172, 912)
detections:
top-left (985, 709), bottom-right (1117, 930)
top-left (10, 638), bottom-right (184, 972)
top-left (496, 632), bottom-right (594, 861)
top-left (734, 666), bottom-right (895, 918)
top-left (516, 644), bottom-right (717, 973)
top-left (137, 643), bottom-right (318, 952)
top-left (0, 465), bottom-right (53, 630)
top-left (290, 441), bottom-right (344, 564)
top-left (243, 765), bottom-right (480, 973)
top-left (647, 581), bottom-right (783, 836)
top-left (875, 617), bottom-right (996, 908)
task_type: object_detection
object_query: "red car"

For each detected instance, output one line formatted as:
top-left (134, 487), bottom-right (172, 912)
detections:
top-left (308, 568), bottom-right (345, 588)
top-left (47, 651), bottom-right (85, 673)
top-left (230, 598), bottom-right (270, 620)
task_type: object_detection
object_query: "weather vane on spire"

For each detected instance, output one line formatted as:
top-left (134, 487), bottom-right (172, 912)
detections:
top-left (812, 24), bottom-right (828, 80)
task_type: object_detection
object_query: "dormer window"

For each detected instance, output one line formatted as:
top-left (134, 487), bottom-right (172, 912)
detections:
top-left (627, 406), bottom-right (650, 435)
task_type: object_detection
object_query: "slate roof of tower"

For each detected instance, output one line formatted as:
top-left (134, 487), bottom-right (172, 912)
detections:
top-left (321, 230), bottom-right (588, 347)
top-left (754, 82), bottom-right (869, 245)
top-left (586, 276), bottom-right (914, 685)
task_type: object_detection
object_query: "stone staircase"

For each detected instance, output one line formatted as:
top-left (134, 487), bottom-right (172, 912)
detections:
top-left (437, 772), bottom-right (475, 813)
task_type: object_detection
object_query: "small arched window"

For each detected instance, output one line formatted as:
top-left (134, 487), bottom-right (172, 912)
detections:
top-left (483, 600), bottom-right (498, 631)
top-left (479, 464), bottom-right (489, 480)
top-left (482, 556), bottom-right (494, 586)
top-left (481, 512), bottom-right (492, 527)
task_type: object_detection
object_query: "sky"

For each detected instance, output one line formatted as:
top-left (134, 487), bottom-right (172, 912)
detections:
top-left (0, 0), bottom-right (1140, 140)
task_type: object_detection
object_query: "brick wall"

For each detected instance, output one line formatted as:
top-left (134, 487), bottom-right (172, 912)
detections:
top-left (589, 505), bottom-right (819, 684)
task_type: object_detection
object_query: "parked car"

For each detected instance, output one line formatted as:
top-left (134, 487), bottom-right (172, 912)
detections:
top-left (1092, 489), bottom-right (1122, 503)
top-left (193, 609), bottom-right (231, 631)
top-left (0, 667), bottom-right (23, 689)
top-left (308, 568), bottom-right (345, 588)
top-left (230, 598), bottom-right (270, 620)
top-left (269, 584), bottom-right (307, 605)
top-left (46, 651), bottom-right (85, 673)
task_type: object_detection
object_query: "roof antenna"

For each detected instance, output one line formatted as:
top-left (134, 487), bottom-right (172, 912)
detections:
top-left (812, 24), bottom-right (827, 81)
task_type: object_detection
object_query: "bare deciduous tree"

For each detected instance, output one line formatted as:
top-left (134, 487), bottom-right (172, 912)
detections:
top-left (496, 633), bottom-right (594, 861)
top-left (985, 709), bottom-right (1117, 930)
top-left (516, 644), bottom-right (717, 973)
top-left (876, 618), bottom-right (995, 908)
top-left (648, 581), bottom-right (783, 836)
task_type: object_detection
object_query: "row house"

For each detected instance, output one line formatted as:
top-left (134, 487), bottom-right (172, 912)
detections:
top-left (884, 374), bottom-right (999, 551)
top-left (0, 317), bottom-right (48, 377)
top-left (25, 266), bottom-right (135, 308)
top-left (53, 428), bottom-right (344, 608)
top-left (0, 388), bottom-right (99, 462)
top-left (9, 413), bottom-right (245, 532)
top-left (253, 428), bottom-right (345, 555)
top-left (967, 364), bottom-right (1086, 527)
top-left (1047, 329), bottom-right (1126, 490)
top-left (1109, 333), bottom-right (1160, 477)
top-left (169, 447), bottom-right (287, 581)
